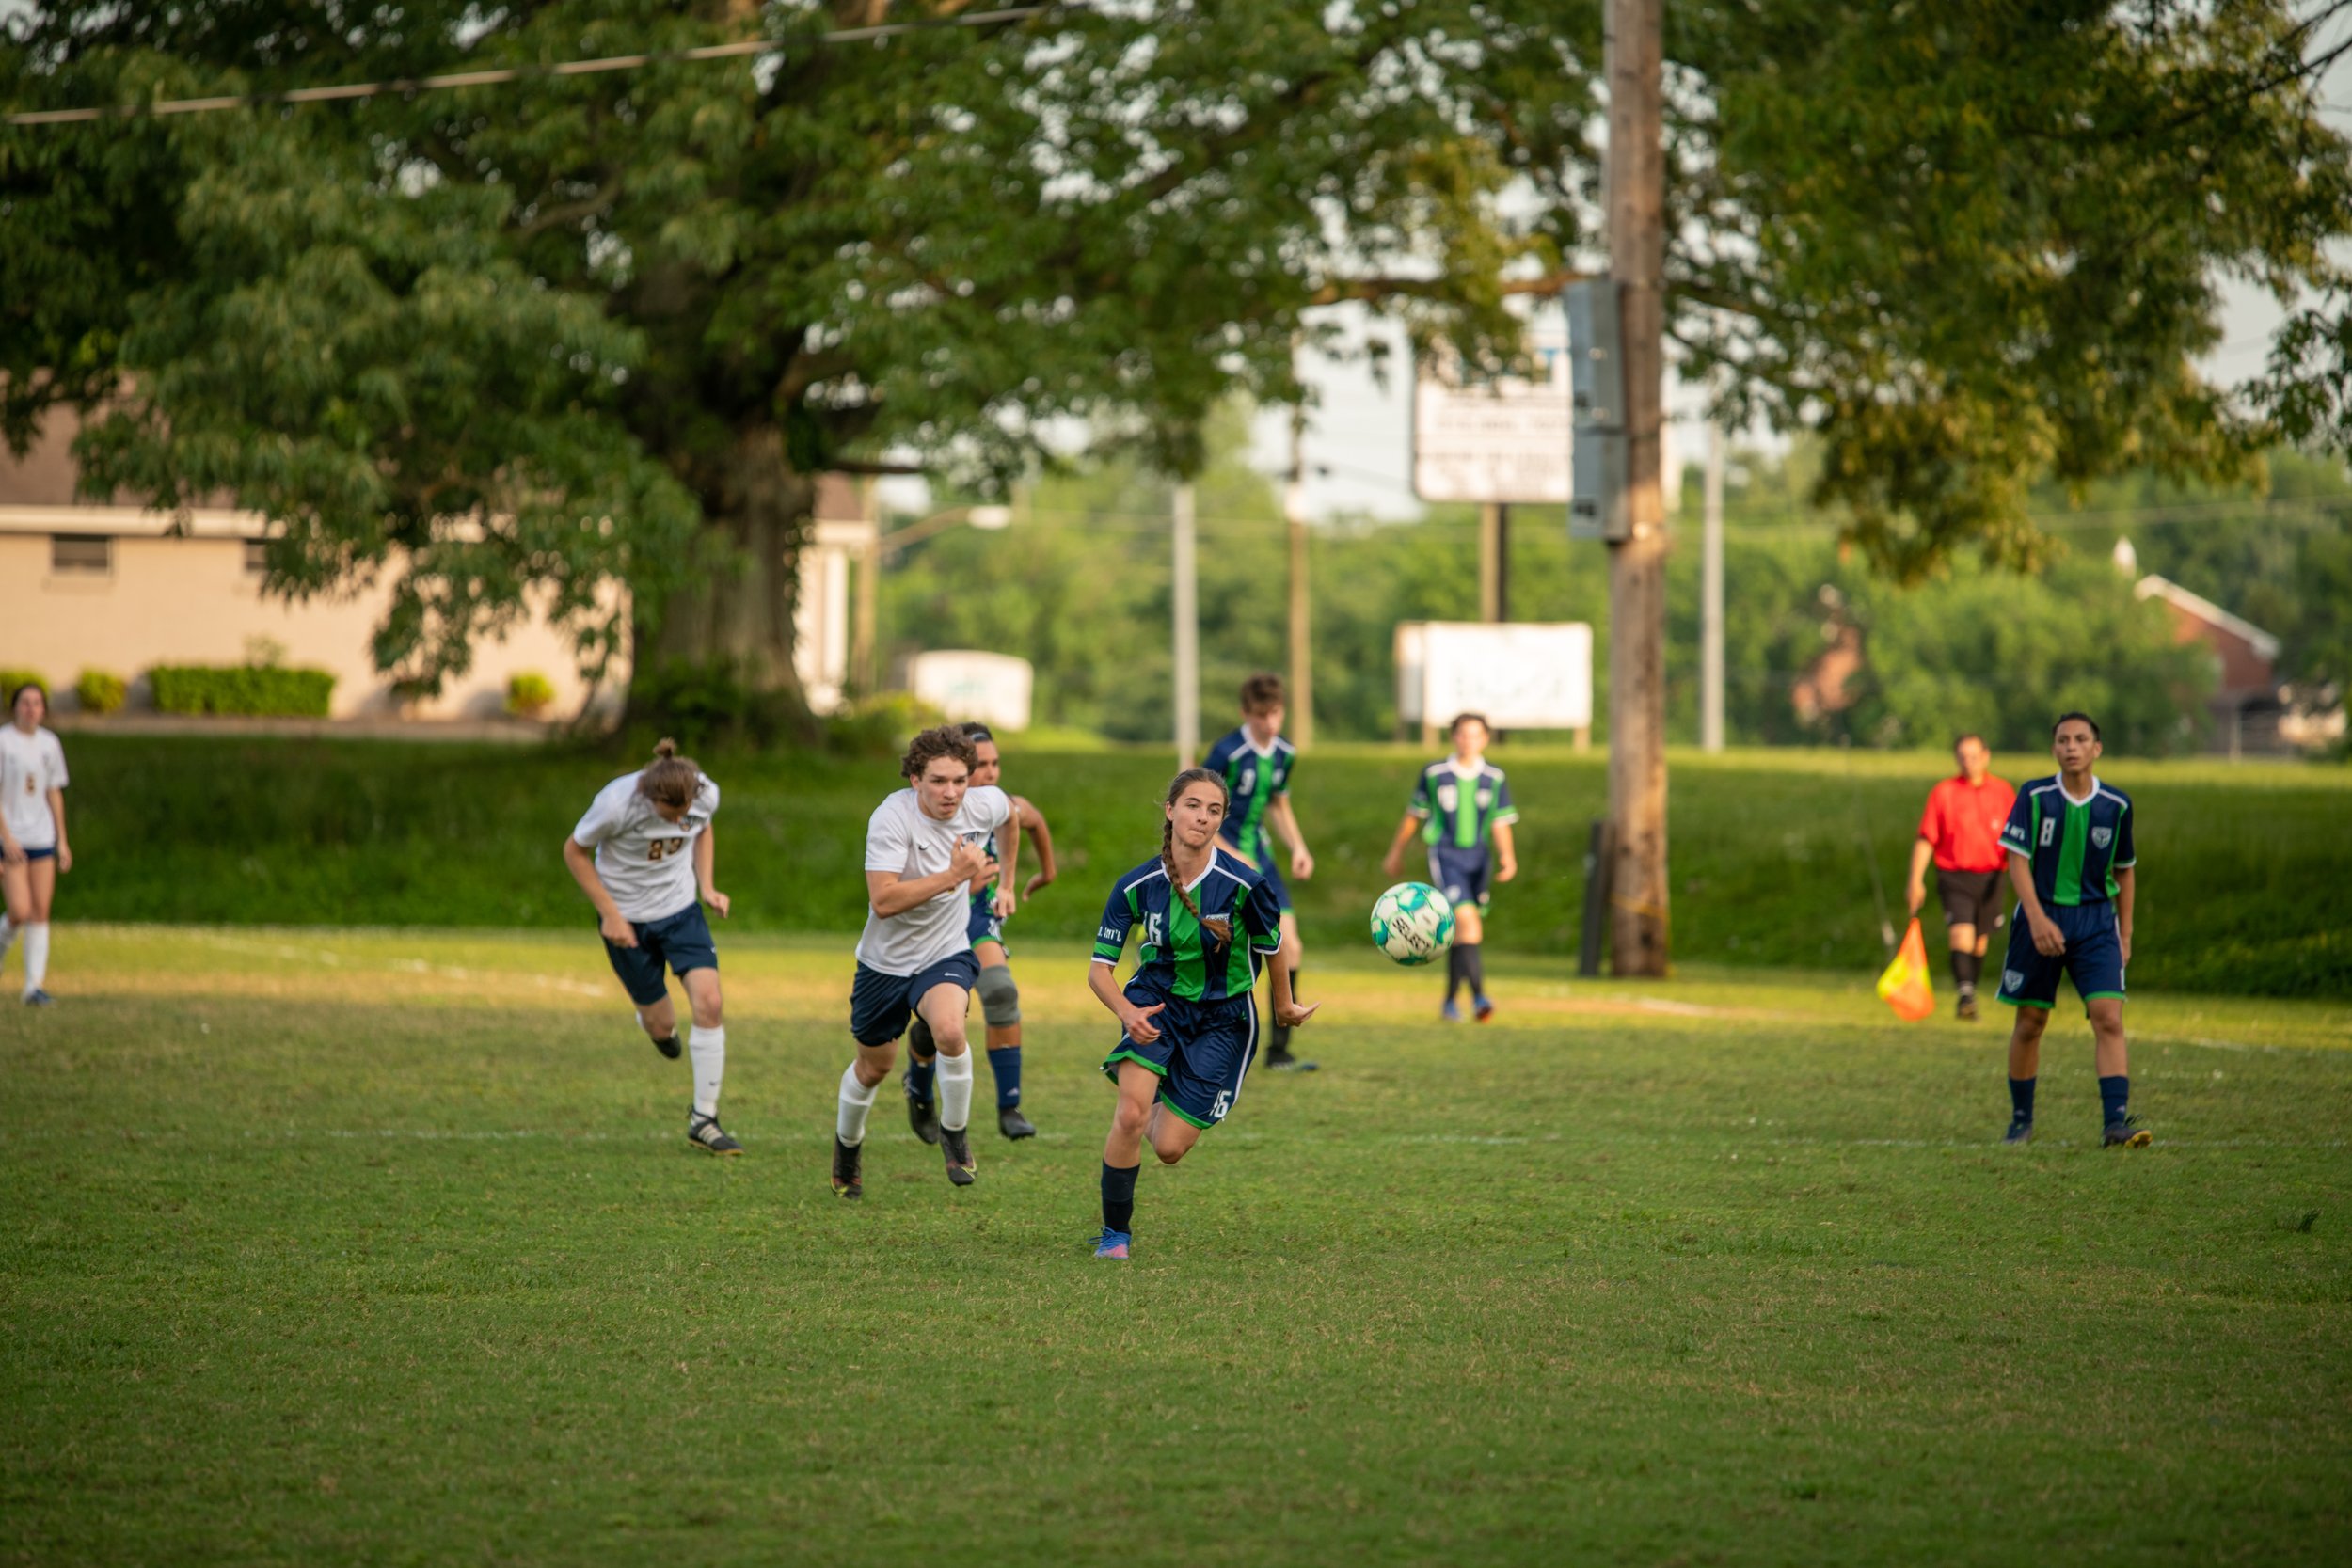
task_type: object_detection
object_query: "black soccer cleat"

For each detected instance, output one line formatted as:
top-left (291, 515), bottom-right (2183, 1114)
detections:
top-left (2103, 1118), bottom-right (2153, 1149)
top-left (652, 1032), bottom-right (683, 1060)
top-left (941, 1125), bottom-right (977, 1186)
top-left (997, 1104), bottom-right (1037, 1140)
top-left (1956, 994), bottom-right (1979, 1022)
top-left (686, 1112), bottom-right (743, 1156)
top-left (831, 1135), bottom-right (864, 1199)
top-left (2003, 1117), bottom-right (2034, 1146)
top-left (903, 1075), bottom-right (942, 1145)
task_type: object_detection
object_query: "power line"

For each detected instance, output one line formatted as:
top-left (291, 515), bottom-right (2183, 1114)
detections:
top-left (4, 6), bottom-right (1074, 127)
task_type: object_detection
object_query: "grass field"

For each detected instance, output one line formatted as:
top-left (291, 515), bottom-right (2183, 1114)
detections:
top-left (4, 927), bottom-right (2346, 1565)
top-left (47, 734), bottom-right (2352, 994)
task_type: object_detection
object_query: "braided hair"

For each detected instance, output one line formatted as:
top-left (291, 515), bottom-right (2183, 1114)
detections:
top-left (1160, 767), bottom-right (1232, 946)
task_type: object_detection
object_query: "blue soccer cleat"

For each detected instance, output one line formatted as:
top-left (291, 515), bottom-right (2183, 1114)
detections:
top-left (2003, 1117), bottom-right (2033, 1146)
top-left (1473, 994), bottom-right (1495, 1022)
top-left (1440, 999), bottom-right (1462, 1022)
top-left (1091, 1228), bottom-right (1131, 1260)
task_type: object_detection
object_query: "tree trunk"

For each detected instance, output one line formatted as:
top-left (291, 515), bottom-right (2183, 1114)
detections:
top-left (628, 422), bottom-right (817, 722)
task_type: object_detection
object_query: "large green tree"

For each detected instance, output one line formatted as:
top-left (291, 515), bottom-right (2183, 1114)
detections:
top-left (5, 1), bottom-right (2348, 711)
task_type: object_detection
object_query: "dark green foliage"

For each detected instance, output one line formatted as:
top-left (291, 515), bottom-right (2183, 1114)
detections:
top-left (146, 663), bottom-right (334, 717)
top-left (53, 735), bottom-right (2349, 996)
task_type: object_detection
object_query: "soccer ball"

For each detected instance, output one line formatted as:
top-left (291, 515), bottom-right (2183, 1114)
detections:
top-left (1370, 881), bottom-right (1454, 966)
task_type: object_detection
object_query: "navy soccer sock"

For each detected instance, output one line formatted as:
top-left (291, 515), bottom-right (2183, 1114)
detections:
top-left (1102, 1161), bottom-right (1140, 1234)
top-left (1444, 945), bottom-right (1466, 1003)
top-left (907, 1055), bottom-right (937, 1101)
top-left (987, 1046), bottom-right (1022, 1109)
top-left (2009, 1075), bottom-right (2036, 1124)
top-left (2099, 1074), bottom-right (2130, 1127)
top-left (1462, 942), bottom-right (1486, 998)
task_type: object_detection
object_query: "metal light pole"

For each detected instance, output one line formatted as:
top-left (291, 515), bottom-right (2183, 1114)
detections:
top-left (1702, 417), bottom-right (1725, 752)
top-left (1172, 482), bottom-right (1200, 768)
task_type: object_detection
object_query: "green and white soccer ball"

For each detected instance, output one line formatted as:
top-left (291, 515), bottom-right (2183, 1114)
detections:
top-left (1370, 881), bottom-right (1455, 966)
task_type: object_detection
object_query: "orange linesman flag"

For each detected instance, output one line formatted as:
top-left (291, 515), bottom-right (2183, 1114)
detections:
top-left (1875, 918), bottom-right (1938, 1022)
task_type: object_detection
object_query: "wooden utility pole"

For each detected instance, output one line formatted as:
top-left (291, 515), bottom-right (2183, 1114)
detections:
top-left (1173, 481), bottom-right (1200, 768)
top-left (1285, 404), bottom-right (1315, 748)
top-left (1478, 502), bottom-right (1510, 622)
top-left (1606, 0), bottom-right (1670, 974)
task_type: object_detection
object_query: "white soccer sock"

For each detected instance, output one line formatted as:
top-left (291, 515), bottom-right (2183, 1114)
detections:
top-left (22, 922), bottom-right (48, 994)
top-left (0, 915), bottom-right (14, 966)
top-left (688, 1024), bottom-right (725, 1117)
top-left (937, 1049), bottom-right (975, 1132)
top-left (836, 1063), bottom-right (878, 1147)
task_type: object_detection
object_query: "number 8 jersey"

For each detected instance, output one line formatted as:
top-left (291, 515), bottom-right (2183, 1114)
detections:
top-left (571, 769), bottom-right (720, 922)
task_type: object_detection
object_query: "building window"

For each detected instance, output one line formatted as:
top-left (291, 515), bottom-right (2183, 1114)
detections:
top-left (50, 534), bottom-right (112, 575)
top-left (243, 539), bottom-right (269, 575)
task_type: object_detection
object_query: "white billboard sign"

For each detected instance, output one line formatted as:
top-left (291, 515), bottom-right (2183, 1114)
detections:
top-left (1411, 319), bottom-right (1572, 505)
top-left (907, 650), bottom-right (1034, 733)
top-left (1395, 622), bottom-right (1593, 731)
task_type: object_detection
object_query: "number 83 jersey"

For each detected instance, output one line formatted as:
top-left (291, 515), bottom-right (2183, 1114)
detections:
top-left (571, 768), bottom-right (721, 923)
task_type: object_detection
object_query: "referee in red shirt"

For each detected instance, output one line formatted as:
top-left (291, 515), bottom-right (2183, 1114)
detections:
top-left (1905, 735), bottom-right (2017, 1021)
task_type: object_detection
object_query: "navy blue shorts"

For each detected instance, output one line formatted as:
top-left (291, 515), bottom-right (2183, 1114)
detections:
top-left (850, 951), bottom-right (981, 1048)
top-left (1101, 990), bottom-right (1258, 1131)
top-left (1426, 846), bottom-right (1491, 912)
top-left (21, 845), bottom-right (56, 862)
top-left (600, 902), bottom-right (717, 1007)
top-left (966, 891), bottom-right (1008, 953)
top-left (1996, 901), bottom-right (2126, 1011)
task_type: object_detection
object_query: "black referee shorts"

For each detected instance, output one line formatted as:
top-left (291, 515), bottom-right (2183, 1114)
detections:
top-left (1934, 867), bottom-right (2006, 934)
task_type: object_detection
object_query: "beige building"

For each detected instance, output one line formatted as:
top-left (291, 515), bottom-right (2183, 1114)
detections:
top-left (0, 411), bottom-right (872, 720)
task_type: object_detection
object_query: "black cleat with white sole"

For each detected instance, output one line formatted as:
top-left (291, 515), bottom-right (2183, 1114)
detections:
top-left (686, 1112), bottom-right (743, 1156)
top-left (941, 1125), bottom-right (977, 1186)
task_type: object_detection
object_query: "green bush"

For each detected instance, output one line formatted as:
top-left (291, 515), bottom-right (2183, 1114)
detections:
top-left (505, 672), bottom-right (558, 718)
top-left (149, 664), bottom-right (336, 717)
top-left (0, 668), bottom-right (49, 704)
top-left (74, 670), bottom-right (127, 715)
top-left (822, 691), bottom-right (947, 758)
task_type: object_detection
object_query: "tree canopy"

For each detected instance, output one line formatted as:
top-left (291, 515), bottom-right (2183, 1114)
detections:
top-left (5, 1), bottom-right (2347, 708)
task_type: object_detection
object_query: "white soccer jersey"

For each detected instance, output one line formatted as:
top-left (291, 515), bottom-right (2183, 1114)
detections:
top-left (570, 769), bottom-right (720, 924)
top-left (0, 725), bottom-right (68, 849)
top-left (855, 784), bottom-right (1011, 976)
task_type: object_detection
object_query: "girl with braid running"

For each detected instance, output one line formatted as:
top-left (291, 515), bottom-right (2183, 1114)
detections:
top-left (1086, 768), bottom-right (1316, 1259)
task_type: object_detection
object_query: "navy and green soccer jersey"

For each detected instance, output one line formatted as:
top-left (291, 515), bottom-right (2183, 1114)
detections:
top-left (2000, 774), bottom-right (2136, 907)
top-left (1409, 759), bottom-right (1519, 849)
top-left (1201, 728), bottom-right (1295, 863)
top-left (1092, 849), bottom-right (1285, 1004)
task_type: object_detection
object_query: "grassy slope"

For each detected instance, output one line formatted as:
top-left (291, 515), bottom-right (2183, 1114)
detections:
top-left (1, 929), bottom-right (2345, 1566)
top-left (56, 735), bottom-right (2350, 996)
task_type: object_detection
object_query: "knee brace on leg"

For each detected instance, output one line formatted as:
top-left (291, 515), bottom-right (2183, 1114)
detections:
top-left (976, 964), bottom-right (1021, 1028)
top-left (908, 1014), bottom-right (936, 1061)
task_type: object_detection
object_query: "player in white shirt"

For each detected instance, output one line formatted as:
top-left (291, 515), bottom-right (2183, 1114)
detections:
top-left (561, 738), bottom-right (739, 1155)
top-left (0, 682), bottom-right (72, 1006)
top-left (831, 725), bottom-right (1017, 1198)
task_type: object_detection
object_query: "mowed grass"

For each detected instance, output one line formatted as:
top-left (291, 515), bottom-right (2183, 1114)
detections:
top-left (3, 928), bottom-right (2348, 1566)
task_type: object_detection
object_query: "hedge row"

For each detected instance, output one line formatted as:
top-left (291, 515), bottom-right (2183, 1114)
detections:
top-left (148, 665), bottom-right (336, 717)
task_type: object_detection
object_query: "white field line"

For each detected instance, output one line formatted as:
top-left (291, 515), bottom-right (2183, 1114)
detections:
top-left (189, 931), bottom-right (610, 998)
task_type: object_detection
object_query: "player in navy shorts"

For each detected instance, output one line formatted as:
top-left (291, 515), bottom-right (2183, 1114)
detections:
top-left (1994, 712), bottom-right (2147, 1148)
top-left (1381, 712), bottom-right (1519, 1021)
top-left (1085, 767), bottom-right (1315, 1259)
